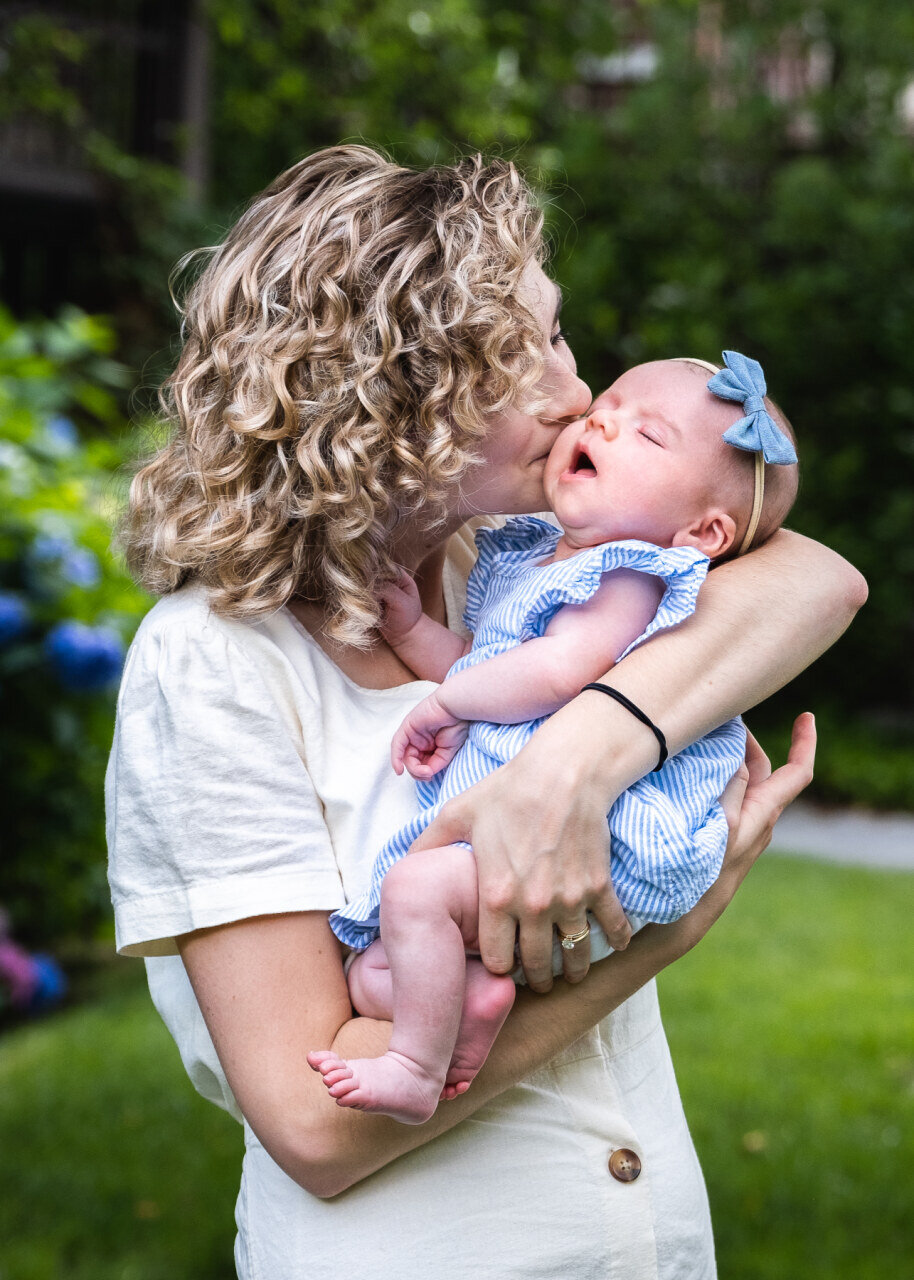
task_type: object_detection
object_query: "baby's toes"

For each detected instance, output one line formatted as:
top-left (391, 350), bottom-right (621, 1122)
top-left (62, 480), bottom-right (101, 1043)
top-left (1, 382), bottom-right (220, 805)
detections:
top-left (307, 1051), bottom-right (351, 1083)
top-left (329, 1078), bottom-right (363, 1102)
top-left (306, 1049), bottom-right (337, 1072)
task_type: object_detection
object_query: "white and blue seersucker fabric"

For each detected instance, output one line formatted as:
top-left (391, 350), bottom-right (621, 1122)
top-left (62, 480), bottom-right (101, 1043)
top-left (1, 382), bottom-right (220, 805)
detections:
top-left (330, 516), bottom-right (746, 951)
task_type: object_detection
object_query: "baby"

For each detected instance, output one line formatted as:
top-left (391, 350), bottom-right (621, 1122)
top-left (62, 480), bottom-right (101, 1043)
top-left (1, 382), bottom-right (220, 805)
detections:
top-left (308, 352), bottom-right (799, 1124)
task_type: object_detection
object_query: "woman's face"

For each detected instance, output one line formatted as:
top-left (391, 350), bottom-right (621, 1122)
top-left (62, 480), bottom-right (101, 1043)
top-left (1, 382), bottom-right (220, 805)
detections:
top-left (456, 263), bottom-right (592, 517)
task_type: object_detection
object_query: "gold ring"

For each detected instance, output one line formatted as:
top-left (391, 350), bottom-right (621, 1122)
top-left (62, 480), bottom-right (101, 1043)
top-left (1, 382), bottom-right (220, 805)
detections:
top-left (557, 923), bottom-right (591, 951)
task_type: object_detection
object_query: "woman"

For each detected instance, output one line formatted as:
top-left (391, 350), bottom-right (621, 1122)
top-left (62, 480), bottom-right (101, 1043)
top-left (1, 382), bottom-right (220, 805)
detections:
top-left (107, 146), bottom-right (864, 1279)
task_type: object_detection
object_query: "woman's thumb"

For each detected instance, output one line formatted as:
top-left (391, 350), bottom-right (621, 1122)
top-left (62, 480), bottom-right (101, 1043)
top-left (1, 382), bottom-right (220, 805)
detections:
top-left (408, 800), bottom-right (468, 855)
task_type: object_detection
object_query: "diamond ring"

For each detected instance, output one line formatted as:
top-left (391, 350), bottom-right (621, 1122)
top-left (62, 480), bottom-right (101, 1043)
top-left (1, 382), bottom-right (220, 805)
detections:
top-left (557, 923), bottom-right (591, 951)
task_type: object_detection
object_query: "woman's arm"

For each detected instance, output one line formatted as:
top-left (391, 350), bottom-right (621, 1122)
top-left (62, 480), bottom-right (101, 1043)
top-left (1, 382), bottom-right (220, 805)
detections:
top-left (179, 714), bottom-right (814, 1199)
top-left (412, 530), bottom-right (866, 989)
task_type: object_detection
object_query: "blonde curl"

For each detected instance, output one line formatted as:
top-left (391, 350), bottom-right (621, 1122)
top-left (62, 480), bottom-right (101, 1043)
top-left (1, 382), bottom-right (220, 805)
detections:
top-left (121, 145), bottom-right (547, 645)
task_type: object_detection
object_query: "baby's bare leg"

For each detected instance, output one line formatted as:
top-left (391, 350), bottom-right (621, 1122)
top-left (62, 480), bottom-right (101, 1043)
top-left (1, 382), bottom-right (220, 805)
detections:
top-left (307, 846), bottom-right (513, 1123)
top-left (345, 939), bottom-right (394, 1020)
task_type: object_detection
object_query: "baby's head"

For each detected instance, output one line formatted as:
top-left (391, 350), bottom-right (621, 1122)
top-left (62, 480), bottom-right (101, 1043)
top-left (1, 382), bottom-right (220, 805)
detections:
top-left (544, 355), bottom-right (798, 561)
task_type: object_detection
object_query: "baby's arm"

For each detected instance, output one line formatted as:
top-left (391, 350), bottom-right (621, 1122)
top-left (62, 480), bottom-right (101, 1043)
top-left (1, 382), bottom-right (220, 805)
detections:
top-left (379, 568), bottom-right (471, 682)
top-left (392, 570), bottom-right (663, 777)
top-left (434, 569), bottom-right (664, 723)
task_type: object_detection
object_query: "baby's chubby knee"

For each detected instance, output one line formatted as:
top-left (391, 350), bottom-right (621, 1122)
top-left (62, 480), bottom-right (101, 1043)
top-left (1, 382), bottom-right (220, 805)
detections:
top-left (380, 846), bottom-right (478, 926)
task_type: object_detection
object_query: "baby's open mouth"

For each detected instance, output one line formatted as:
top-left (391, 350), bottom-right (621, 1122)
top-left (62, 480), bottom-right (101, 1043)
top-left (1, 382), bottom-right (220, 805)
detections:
top-left (571, 443), bottom-right (598, 475)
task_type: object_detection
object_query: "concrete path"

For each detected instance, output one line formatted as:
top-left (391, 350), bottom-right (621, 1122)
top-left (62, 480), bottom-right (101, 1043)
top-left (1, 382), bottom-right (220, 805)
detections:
top-left (771, 801), bottom-right (914, 870)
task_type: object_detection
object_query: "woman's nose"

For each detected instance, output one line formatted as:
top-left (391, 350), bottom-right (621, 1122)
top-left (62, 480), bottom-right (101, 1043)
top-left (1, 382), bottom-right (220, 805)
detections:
top-left (546, 370), bottom-right (592, 429)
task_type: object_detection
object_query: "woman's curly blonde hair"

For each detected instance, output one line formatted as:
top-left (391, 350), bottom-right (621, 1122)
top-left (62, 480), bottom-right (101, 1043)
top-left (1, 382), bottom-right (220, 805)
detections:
top-left (122, 145), bottom-right (548, 645)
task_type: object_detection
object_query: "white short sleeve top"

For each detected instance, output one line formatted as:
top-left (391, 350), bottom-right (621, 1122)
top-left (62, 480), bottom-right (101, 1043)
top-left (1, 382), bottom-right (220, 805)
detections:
top-left (106, 521), bottom-right (489, 958)
top-left (105, 518), bottom-right (716, 1280)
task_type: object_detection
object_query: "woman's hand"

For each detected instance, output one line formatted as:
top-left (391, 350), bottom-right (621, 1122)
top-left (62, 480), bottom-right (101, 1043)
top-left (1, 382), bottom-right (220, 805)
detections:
top-left (410, 710), bottom-right (817, 993)
top-left (703, 711), bottom-right (816, 916)
top-left (409, 749), bottom-right (634, 992)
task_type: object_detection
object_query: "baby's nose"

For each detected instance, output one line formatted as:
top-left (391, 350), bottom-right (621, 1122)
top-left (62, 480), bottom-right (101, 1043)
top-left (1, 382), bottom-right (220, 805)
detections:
top-left (586, 409), bottom-right (619, 441)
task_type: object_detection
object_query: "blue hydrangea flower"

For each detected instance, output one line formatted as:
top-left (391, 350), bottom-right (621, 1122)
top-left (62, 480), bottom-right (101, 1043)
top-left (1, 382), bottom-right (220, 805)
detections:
top-left (30, 534), bottom-right (72, 565)
top-left (46, 415), bottom-right (79, 450)
top-left (45, 621), bottom-right (124, 692)
top-left (61, 548), bottom-right (101, 588)
top-left (0, 593), bottom-right (29, 645)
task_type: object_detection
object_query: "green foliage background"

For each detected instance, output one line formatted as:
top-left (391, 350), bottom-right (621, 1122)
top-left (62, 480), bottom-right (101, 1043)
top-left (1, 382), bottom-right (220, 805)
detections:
top-left (1, 0), bottom-right (913, 944)
top-left (0, 310), bottom-right (149, 944)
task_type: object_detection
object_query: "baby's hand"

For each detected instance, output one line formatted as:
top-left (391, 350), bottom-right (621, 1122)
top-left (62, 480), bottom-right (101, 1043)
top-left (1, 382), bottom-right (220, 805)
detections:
top-left (391, 693), bottom-right (469, 780)
top-left (378, 567), bottom-right (423, 645)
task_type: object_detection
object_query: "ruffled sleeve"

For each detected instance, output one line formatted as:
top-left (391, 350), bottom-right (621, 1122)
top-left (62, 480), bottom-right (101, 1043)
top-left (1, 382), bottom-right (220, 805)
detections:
top-left (105, 598), bottom-right (344, 957)
top-left (516, 539), bottom-right (710, 654)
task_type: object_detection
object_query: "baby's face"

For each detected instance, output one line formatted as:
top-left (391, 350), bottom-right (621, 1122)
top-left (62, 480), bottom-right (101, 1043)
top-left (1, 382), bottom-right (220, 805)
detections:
top-left (543, 360), bottom-right (744, 551)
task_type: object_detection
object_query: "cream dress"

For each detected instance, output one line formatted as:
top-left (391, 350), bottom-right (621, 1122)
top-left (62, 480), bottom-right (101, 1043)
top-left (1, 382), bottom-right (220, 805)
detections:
top-left (106, 518), bottom-right (716, 1280)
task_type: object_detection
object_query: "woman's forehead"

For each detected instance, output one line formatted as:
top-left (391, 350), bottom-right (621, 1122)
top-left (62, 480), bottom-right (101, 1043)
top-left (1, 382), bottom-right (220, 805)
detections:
top-left (519, 261), bottom-right (561, 320)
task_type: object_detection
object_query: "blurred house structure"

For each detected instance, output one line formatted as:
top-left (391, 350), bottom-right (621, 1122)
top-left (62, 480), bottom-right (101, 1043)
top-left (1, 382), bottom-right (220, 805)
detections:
top-left (576, 5), bottom-right (913, 147)
top-left (0, 0), bottom-right (207, 316)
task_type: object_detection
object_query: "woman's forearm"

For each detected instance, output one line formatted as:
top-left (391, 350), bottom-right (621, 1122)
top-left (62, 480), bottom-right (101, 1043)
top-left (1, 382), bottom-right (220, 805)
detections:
top-left (179, 910), bottom-right (694, 1199)
top-left (607, 529), bottom-right (865, 752)
top-left (313, 913), bottom-right (699, 1194)
top-left (538, 530), bottom-right (865, 807)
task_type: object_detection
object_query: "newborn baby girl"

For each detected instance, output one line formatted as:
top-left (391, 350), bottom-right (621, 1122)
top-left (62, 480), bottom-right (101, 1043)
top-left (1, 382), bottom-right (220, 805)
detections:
top-left (309, 352), bottom-right (799, 1124)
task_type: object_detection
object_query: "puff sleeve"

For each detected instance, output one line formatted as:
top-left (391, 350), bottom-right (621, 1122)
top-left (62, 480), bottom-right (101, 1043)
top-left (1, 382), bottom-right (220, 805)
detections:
top-left (106, 606), bottom-right (344, 957)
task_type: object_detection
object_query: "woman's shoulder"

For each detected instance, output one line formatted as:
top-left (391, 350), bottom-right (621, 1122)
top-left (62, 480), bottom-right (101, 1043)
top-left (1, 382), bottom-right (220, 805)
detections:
top-left (133, 581), bottom-right (248, 647)
top-left (120, 582), bottom-right (317, 725)
top-left (128, 582), bottom-right (298, 671)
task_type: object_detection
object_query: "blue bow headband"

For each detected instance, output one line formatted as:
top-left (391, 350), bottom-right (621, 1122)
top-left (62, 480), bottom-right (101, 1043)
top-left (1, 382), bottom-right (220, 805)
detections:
top-left (707, 351), bottom-right (797, 466)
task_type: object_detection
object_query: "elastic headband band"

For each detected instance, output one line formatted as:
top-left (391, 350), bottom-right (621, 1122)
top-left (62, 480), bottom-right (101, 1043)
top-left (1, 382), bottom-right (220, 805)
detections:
top-left (670, 356), bottom-right (764, 556)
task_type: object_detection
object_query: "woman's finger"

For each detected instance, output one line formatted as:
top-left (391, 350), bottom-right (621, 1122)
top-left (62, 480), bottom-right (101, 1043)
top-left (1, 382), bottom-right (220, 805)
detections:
top-left (589, 884), bottom-right (632, 954)
top-left (555, 915), bottom-right (592, 984)
top-left (743, 727), bottom-right (772, 784)
top-left (516, 917), bottom-right (557, 993)
top-left (719, 761), bottom-right (750, 833)
top-left (722, 713), bottom-right (816, 879)
top-left (476, 901), bottom-right (520, 977)
top-left (753, 712), bottom-right (816, 815)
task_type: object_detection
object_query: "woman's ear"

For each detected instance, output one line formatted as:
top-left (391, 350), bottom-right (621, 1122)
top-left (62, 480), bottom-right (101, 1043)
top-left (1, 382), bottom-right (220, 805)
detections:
top-left (672, 510), bottom-right (737, 559)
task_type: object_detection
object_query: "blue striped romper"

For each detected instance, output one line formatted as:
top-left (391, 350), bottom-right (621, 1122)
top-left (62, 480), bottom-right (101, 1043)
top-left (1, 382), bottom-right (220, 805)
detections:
top-left (330, 516), bottom-right (747, 954)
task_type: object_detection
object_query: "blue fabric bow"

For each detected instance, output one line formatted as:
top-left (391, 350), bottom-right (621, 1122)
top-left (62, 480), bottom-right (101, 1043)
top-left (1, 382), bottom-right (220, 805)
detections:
top-left (707, 350), bottom-right (797, 465)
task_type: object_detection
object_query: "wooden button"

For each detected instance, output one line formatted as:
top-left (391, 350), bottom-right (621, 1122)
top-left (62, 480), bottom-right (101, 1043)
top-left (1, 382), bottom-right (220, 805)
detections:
top-left (608, 1148), bottom-right (642, 1182)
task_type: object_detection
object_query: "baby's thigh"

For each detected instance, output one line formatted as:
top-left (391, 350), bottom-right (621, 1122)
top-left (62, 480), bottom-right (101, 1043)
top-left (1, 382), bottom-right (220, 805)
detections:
top-left (346, 940), bottom-right (394, 1019)
top-left (381, 844), bottom-right (480, 944)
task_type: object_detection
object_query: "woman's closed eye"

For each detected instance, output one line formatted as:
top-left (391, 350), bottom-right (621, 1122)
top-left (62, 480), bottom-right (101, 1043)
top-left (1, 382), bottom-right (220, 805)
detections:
top-left (551, 327), bottom-right (570, 347)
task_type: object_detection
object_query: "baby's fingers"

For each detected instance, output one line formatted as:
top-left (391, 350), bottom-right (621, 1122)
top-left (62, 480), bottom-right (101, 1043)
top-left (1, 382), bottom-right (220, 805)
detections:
top-left (390, 724), bottom-right (412, 775)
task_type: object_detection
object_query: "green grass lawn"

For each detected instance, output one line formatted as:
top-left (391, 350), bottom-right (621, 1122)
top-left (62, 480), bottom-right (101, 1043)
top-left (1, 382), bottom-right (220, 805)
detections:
top-left (660, 855), bottom-right (914, 1280)
top-left (1, 854), bottom-right (912, 1280)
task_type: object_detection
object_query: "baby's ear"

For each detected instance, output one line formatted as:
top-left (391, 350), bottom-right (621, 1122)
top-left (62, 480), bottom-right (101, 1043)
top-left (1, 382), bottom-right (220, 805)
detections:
top-left (672, 510), bottom-right (737, 560)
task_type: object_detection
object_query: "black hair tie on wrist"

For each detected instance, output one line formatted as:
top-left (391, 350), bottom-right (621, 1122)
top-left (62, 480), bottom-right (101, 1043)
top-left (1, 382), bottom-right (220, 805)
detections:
top-left (581, 683), bottom-right (668, 772)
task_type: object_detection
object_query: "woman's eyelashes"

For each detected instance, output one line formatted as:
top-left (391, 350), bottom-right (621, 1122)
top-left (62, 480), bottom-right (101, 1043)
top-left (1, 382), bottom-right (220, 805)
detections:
top-left (550, 327), bottom-right (570, 347)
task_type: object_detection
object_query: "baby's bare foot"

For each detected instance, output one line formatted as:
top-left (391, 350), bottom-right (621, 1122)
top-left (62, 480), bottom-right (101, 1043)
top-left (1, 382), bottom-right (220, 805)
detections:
top-left (440, 967), bottom-right (516, 1101)
top-left (307, 1049), bottom-right (444, 1124)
